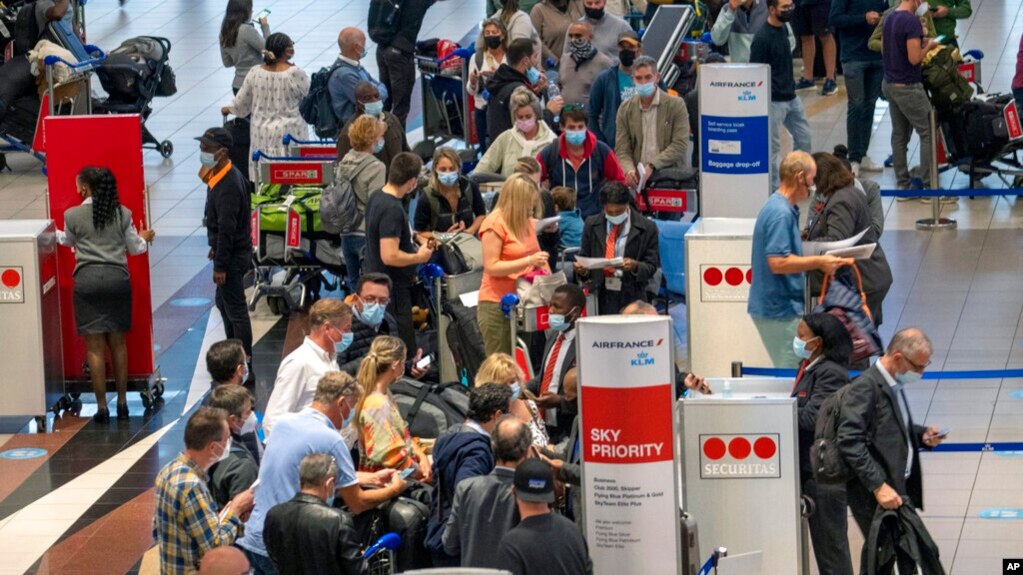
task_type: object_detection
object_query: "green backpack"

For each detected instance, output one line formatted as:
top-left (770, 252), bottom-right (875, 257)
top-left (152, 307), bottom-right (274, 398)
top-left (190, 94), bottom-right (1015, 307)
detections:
top-left (922, 46), bottom-right (974, 114)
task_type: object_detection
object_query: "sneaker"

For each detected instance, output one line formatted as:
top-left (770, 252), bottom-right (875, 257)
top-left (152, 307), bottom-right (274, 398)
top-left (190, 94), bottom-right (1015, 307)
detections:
top-left (919, 197), bottom-right (932, 204)
top-left (850, 162), bottom-right (861, 176)
top-left (859, 156), bottom-right (884, 172)
top-left (821, 78), bottom-right (838, 96)
top-left (794, 78), bottom-right (816, 91)
top-left (940, 196), bottom-right (958, 204)
top-left (884, 155), bottom-right (894, 168)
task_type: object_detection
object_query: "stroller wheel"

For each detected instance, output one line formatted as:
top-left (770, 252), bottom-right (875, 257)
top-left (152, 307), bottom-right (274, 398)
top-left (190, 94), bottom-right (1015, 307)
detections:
top-left (159, 141), bottom-right (174, 158)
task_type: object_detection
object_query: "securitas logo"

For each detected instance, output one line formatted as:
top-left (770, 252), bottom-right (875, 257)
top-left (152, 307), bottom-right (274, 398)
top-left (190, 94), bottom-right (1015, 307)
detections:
top-left (709, 81), bottom-right (763, 88)
top-left (699, 434), bottom-right (780, 479)
top-left (592, 339), bottom-right (664, 350)
top-left (738, 90), bottom-right (756, 102)
top-left (0, 267), bottom-right (25, 304)
top-left (631, 352), bottom-right (655, 367)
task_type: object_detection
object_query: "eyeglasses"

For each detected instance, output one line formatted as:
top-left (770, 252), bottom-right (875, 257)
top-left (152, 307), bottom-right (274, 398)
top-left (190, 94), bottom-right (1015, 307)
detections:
top-left (360, 295), bottom-right (391, 306)
top-left (901, 354), bottom-right (931, 373)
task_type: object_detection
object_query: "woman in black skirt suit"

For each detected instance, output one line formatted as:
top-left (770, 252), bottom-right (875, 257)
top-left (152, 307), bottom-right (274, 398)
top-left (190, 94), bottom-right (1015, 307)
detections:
top-left (57, 167), bottom-right (155, 423)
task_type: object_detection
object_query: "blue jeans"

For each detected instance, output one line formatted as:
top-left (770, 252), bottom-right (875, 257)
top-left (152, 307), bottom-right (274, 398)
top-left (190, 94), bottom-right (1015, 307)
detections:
top-left (238, 546), bottom-right (278, 575)
top-left (843, 60), bottom-right (884, 163)
top-left (770, 97), bottom-right (813, 189)
top-left (339, 234), bottom-right (366, 292)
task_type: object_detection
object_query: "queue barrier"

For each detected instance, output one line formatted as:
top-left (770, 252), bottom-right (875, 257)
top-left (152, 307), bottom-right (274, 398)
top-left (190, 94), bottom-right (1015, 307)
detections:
top-left (879, 188), bottom-right (1018, 198)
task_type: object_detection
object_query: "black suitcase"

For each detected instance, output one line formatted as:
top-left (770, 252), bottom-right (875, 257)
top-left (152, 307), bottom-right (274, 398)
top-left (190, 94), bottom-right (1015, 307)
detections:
top-left (681, 510), bottom-right (701, 575)
top-left (0, 94), bottom-right (40, 144)
top-left (442, 298), bottom-right (487, 385)
top-left (382, 496), bottom-right (431, 571)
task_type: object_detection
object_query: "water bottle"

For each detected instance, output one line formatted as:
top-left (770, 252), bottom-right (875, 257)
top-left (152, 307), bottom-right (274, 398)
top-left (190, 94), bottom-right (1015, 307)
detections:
top-left (547, 83), bottom-right (561, 124)
top-left (482, 88), bottom-right (490, 102)
top-left (722, 380), bottom-right (733, 398)
top-left (545, 56), bottom-right (557, 70)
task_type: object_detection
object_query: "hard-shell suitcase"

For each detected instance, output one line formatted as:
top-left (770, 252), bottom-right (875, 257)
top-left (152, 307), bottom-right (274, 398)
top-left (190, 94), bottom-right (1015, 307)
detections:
top-left (681, 510), bottom-right (701, 575)
top-left (383, 496), bottom-right (431, 571)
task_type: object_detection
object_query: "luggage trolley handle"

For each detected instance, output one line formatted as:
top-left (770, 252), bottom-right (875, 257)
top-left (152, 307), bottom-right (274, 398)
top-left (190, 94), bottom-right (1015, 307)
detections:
top-left (251, 150), bottom-right (337, 162)
top-left (282, 134), bottom-right (338, 146)
top-left (44, 47), bottom-right (105, 116)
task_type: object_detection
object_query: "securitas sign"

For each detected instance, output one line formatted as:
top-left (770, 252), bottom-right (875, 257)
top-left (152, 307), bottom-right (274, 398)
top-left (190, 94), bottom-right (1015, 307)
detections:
top-left (592, 339), bottom-right (664, 350)
top-left (0, 267), bottom-right (25, 304)
top-left (699, 434), bottom-right (780, 479)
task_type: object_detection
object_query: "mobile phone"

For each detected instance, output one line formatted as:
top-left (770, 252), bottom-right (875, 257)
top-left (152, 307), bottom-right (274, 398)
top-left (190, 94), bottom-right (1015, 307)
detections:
top-left (933, 35), bottom-right (946, 44)
top-left (416, 354), bottom-right (434, 369)
top-left (256, 8), bottom-right (271, 20)
top-left (399, 466), bottom-right (416, 480)
top-left (936, 427), bottom-right (951, 437)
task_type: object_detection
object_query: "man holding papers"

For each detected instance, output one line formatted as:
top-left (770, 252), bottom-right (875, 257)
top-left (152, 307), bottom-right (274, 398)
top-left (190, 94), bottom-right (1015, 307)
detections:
top-left (574, 181), bottom-right (659, 314)
top-left (748, 151), bottom-right (853, 368)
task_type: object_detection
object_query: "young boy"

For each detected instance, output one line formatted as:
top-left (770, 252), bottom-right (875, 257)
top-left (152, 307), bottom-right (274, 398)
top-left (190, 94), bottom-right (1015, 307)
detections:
top-left (551, 186), bottom-right (584, 253)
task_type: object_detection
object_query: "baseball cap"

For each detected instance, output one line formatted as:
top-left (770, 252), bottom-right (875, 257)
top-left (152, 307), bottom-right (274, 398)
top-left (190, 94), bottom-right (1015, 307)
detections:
top-left (195, 127), bottom-right (233, 150)
top-left (618, 31), bottom-right (640, 47)
top-left (513, 458), bottom-right (555, 503)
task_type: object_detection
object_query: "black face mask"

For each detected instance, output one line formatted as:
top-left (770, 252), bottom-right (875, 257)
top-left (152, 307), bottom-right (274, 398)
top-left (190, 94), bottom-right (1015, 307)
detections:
top-left (618, 49), bottom-right (636, 67)
top-left (776, 7), bottom-right (794, 22)
top-left (484, 36), bottom-right (503, 50)
top-left (584, 6), bottom-right (604, 19)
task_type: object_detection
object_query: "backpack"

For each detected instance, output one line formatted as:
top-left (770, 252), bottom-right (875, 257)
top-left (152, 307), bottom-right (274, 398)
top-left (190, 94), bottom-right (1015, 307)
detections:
top-left (320, 162), bottom-right (366, 235)
top-left (368, 0), bottom-right (403, 47)
top-left (442, 299), bottom-right (487, 385)
top-left (300, 62), bottom-right (343, 139)
top-left (13, 1), bottom-right (40, 57)
top-left (810, 382), bottom-right (877, 485)
top-left (391, 378), bottom-right (470, 439)
top-left (922, 45), bottom-right (973, 114)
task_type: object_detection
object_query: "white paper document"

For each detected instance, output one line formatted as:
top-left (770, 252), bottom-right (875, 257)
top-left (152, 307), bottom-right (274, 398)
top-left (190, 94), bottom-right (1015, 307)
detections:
top-left (827, 242), bottom-right (876, 260)
top-left (459, 290), bottom-right (480, 307)
top-left (637, 162), bottom-right (651, 192)
top-left (802, 228), bottom-right (868, 256)
top-left (535, 215), bottom-right (561, 232)
top-left (574, 255), bottom-right (624, 270)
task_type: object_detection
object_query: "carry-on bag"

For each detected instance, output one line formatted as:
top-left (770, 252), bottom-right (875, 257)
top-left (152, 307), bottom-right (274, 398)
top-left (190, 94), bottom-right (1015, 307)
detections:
top-left (681, 510), bottom-right (701, 575)
top-left (442, 298), bottom-right (487, 385)
top-left (390, 378), bottom-right (469, 439)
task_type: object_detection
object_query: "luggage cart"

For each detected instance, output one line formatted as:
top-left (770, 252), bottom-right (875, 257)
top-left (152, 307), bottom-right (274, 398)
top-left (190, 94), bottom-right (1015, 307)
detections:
top-left (249, 151), bottom-right (344, 316)
top-left (414, 52), bottom-right (473, 159)
top-left (425, 233), bottom-right (484, 384)
top-left (283, 133), bottom-right (337, 158)
top-left (364, 532), bottom-right (401, 575)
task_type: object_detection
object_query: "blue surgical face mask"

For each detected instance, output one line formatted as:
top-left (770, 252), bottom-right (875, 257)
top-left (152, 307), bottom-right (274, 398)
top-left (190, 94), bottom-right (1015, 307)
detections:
top-left (635, 81), bottom-right (656, 98)
top-left (605, 211), bottom-right (628, 225)
top-left (896, 369), bottom-right (922, 386)
top-left (360, 48), bottom-right (368, 59)
top-left (510, 382), bottom-right (522, 401)
top-left (356, 301), bottom-right (386, 327)
top-left (200, 151), bottom-right (217, 167)
top-left (342, 402), bottom-right (356, 427)
top-left (437, 171), bottom-right (459, 186)
top-left (526, 66), bottom-right (541, 84)
top-left (326, 494), bottom-right (336, 507)
top-left (565, 129), bottom-right (587, 146)
top-left (333, 331), bottom-right (354, 354)
top-left (372, 139), bottom-right (385, 154)
top-left (792, 337), bottom-right (814, 360)
top-left (364, 100), bottom-right (384, 117)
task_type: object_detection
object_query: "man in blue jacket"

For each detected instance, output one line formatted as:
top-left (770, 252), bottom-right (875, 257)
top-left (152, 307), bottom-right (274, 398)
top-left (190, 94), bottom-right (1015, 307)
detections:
top-left (425, 383), bottom-right (514, 566)
top-left (588, 31), bottom-right (642, 145)
top-left (328, 27), bottom-right (389, 125)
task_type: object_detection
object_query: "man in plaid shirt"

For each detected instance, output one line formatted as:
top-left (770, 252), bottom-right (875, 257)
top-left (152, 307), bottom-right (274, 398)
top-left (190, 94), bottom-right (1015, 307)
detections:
top-left (154, 407), bottom-right (256, 574)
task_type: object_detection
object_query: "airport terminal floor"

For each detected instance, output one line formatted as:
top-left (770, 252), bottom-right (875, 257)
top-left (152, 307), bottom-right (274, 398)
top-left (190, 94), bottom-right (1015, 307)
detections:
top-left (1, 0), bottom-right (1023, 573)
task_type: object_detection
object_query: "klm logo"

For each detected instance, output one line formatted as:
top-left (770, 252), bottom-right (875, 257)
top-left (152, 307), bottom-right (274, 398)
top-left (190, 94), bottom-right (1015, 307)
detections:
top-left (631, 352), bottom-right (655, 367)
top-left (738, 90), bottom-right (756, 102)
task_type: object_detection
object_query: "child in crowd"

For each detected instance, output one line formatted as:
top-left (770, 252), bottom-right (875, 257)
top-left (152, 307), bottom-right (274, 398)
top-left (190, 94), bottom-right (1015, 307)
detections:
top-left (551, 186), bottom-right (583, 254)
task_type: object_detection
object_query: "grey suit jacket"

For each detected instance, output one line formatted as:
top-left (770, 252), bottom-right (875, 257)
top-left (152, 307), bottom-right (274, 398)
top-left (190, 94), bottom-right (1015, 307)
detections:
top-left (442, 467), bottom-right (518, 568)
top-left (614, 90), bottom-right (691, 174)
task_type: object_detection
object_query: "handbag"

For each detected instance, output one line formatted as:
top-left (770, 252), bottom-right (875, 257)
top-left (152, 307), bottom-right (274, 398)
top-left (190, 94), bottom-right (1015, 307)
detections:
top-left (435, 242), bottom-right (469, 275)
top-left (812, 264), bottom-right (883, 363)
top-left (515, 270), bottom-right (567, 307)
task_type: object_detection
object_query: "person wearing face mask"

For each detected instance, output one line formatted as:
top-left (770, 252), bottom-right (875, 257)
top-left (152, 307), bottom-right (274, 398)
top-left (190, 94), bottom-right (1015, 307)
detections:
top-left (537, 106), bottom-right (627, 218)
top-left (336, 82), bottom-right (412, 172)
top-left (589, 31), bottom-right (643, 145)
top-left (198, 128), bottom-right (255, 388)
top-left (748, 152), bottom-right (853, 368)
top-left (750, 0), bottom-right (813, 191)
top-left (614, 55), bottom-right (690, 190)
top-left (207, 384), bottom-right (261, 509)
top-left (354, 336), bottom-right (433, 483)
top-left (570, 0), bottom-right (633, 60)
top-left (425, 383), bottom-right (514, 566)
top-left (556, 22), bottom-right (612, 108)
top-left (476, 354), bottom-right (550, 448)
top-left (530, 0), bottom-right (585, 67)
top-left (468, 19), bottom-right (510, 154)
top-left (487, 38), bottom-right (549, 144)
top-left (339, 273), bottom-right (430, 382)
top-left (574, 181), bottom-right (659, 314)
top-left (838, 328), bottom-right (947, 574)
top-left (205, 339), bottom-right (264, 461)
top-left (240, 372), bottom-right (405, 575)
top-left (475, 87), bottom-right (557, 178)
top-left (263, 453), bottom-right (367, 575)
top-left (415, 147), bottom-right (487, 239)
top-left (220, 32), bottom-right (310, 183)
top-left (335, 115), bottom-right (388, 291)
top-left (262, 299), bottom-right (354, 436)
top-left (525, 284), bottom-right (587, 444)
top-left (790, 313), bottom-right (855, 575)
top-left (154, 407), bottom-right (256, 575)
top-left (328, 27), bottom-right (389, 126)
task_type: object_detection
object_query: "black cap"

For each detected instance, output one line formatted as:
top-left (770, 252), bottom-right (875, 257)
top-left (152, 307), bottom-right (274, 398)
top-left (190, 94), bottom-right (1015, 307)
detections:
top-left (514, 458), bottom-right (555, 503)
top-left (195, 127), bottom-right (233, 150)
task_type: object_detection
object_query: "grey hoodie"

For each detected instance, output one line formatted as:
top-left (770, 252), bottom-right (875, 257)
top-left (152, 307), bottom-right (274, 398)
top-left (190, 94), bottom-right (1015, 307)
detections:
top-left (711, 0), bottom-right (795, 63)
top-left (335, 150), bottom-right (386, 235)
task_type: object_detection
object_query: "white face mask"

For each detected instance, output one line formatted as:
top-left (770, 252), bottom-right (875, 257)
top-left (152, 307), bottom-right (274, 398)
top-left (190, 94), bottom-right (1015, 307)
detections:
top-left (240, 412), bottom-right (258, 436)
top-left (208, 437), bottom-right (232, 469)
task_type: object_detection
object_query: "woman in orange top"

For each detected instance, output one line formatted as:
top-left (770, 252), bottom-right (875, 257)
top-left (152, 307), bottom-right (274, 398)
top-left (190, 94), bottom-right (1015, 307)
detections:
top-left (477, 174), bottom-right (550, 356)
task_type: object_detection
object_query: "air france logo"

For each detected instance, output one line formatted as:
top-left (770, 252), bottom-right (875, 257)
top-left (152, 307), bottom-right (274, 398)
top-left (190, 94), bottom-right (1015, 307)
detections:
top-left (0, 267), bottom-right (24, 304)
top-left (631, 352), bottom-right (655, 367)
top-left (709, 81), bottom-right (763, 88)
top-left (592, 339), bottom-right (663, 350)
top-left (699, 434), bottom-right (780, 479)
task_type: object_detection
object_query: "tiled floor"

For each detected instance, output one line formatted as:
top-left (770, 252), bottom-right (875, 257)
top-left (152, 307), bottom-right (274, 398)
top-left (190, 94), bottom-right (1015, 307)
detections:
top-left (1, 0), bottom-right (1023, 573)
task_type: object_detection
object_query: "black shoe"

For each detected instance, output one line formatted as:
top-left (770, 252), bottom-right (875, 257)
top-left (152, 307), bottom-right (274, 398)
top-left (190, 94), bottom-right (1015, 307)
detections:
top-left (116, 403), bottom-right (130, 420)
top-left (94, 408), bottom-right (110, 424)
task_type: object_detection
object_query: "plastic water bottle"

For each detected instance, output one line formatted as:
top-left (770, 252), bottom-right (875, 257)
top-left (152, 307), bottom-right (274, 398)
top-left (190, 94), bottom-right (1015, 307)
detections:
top-left (722, 380), bottom-right (733, 398)
top-left (547, 83), bottom-right (562, 124)
top-left (546, 57), bottom-right (556, 70)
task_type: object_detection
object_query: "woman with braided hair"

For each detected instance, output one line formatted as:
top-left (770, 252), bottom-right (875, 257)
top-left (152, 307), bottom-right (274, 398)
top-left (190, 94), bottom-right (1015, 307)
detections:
top-left (57, 166), bottom-right (156, 423)
top-left (221, 31), bottom-right (310, 181)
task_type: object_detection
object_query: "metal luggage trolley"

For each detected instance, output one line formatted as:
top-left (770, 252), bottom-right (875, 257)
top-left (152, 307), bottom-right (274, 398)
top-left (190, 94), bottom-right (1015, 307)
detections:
top-left (249, 151), bottom-right (344, 316)
top-left (414, 51), bottom-right (473, 157)
top-left (422, 233), bottom-right (484, 384)
top-left (283, 133), bottom-right (338, 158)
top-left (364, 532), bottom-right (402, 575)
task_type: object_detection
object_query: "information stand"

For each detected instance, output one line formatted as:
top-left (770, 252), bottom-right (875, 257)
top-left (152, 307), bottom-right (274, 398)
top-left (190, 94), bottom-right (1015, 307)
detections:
top-left (577, 316), bottom-right (681, 575)
top-left (680, 377), bottom-right (803, 575)
top-left (685, 218), bottom-right (773, 376)
top-left (698, 64), bottom-right (771, 218)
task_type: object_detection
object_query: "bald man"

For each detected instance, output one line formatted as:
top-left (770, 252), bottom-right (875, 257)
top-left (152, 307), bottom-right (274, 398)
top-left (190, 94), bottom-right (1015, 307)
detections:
top-left (198, 546), bottom-right (250, 575)
top-left (329, 27), bottom-right (389, 125)
top-left (557, 22), bottom-right (612, 106)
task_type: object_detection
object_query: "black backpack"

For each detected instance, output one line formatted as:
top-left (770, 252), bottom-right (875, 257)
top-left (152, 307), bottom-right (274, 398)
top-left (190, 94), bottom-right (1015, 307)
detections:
top-left (300, 62), bottom-right (343, 138)
top-left (12, 1), bottom-right (40, 57)
top-left (442, 299), bottom-right (487, 385)
top-left (391, 378), bottom-right (470, 439)
top-left (810, 382), bottom-right (877, 484)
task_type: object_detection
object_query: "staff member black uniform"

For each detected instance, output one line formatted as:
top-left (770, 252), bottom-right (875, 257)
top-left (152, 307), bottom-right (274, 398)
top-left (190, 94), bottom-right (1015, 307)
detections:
top-left (199, 127), bottom-right (255, 382)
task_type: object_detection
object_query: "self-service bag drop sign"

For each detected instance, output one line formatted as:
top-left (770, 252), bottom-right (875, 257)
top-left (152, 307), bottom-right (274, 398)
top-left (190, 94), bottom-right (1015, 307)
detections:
top-left (578, 316), bottom-right (681, 575)
top-left (0, 267), bottom-right (25, 303)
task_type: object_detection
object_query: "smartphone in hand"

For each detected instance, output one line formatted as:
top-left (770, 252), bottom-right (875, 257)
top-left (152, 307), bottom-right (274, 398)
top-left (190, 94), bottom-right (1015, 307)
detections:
top-left (416, 354), bottom-right (434, 370)
top-left (256, 8), bottom-right (270, 20)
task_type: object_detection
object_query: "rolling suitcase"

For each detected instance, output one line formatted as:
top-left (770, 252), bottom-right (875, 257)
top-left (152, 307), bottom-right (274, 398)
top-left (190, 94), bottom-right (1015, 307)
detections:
top-left (382, 496), bottom-right (431, 571)
top-left (681, 510), bottom-right (701, 575)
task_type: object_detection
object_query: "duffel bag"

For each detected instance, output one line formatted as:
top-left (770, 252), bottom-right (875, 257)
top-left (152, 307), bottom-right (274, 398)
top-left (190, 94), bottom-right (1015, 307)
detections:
top-left (390, 378), bottom-right (469, 439)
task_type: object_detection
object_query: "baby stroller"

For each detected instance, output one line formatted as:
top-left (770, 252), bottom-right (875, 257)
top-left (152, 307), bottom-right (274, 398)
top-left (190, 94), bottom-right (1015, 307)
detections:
top-left (93, 35), bottom-right (176, 158)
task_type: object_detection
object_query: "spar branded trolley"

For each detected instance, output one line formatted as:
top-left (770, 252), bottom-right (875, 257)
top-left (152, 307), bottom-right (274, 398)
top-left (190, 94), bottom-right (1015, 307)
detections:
top-left (414, 43), bottom-right (475, 159)
top-left (283, 133), bottom-right (338, 158)
top-left (249, 151), bottom-right (345, 316)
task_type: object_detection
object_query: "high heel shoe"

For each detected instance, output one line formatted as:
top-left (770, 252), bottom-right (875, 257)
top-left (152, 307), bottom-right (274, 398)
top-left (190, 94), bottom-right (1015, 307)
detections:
top-left (116, 403), bottom-right (130, 420)
top-left (93, 408), bottom-right (110, 424)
